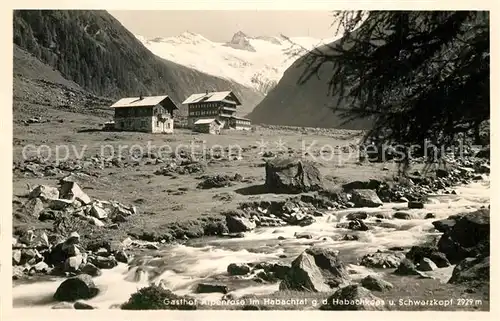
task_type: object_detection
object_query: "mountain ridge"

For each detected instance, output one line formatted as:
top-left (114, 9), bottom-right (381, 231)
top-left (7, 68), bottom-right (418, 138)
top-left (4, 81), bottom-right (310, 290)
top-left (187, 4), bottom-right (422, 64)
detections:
top-left (137, 31), bottom-right (337, 95)
top-left (247, 39), bottom-right (374, 130)
top-left (13, 10), bottom-right (264, 117)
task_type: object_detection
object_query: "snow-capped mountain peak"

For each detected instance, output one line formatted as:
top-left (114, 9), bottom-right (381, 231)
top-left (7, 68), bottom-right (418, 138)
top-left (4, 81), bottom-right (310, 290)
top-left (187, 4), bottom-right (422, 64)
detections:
top-left (224, 30), bottom-right (256, 52)
top-left (137, 32), bottom-right (337, 94)
top-left (231, 30), bottom-right (248, 40)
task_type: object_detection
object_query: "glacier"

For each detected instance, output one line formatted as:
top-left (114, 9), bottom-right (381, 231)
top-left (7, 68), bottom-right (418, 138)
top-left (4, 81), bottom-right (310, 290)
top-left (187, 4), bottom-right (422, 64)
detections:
top-left (136, 31), bottom-right (337, 95)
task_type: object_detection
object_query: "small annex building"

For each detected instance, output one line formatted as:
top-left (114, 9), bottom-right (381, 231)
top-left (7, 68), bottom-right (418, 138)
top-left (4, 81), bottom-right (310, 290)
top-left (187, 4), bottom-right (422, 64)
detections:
top-left (193, 118), bottom-right (222, 134)
top-left (228, 115), bottom-right (252, 130)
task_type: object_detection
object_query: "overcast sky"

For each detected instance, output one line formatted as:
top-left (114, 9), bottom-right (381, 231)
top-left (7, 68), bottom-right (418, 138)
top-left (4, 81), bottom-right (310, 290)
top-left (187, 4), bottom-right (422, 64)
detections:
top-left (109, 10), bottom-right (338, 41)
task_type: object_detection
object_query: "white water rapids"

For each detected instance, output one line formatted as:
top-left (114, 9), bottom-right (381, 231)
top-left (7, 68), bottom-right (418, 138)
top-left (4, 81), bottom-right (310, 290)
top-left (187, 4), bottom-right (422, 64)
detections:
top-left (13, 178), bottom-right (490, 309)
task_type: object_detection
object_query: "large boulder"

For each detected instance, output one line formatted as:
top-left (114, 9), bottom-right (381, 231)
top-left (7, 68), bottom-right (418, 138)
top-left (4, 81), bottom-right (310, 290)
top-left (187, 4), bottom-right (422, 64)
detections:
top-left (30, 261), bottom-right (51, 274)
top-left (225, 214), bottom-right (256, 233)
top-left (405, 246), bottom-right (450, 268)
top-left (393, 211), bottom-right (413, 220)
top-left (89, 255), bottom-right (118, 269)
top-left (23, 198), bottom-right (45, 217)
top-left (321, 285), bottom-right (386, 310)
top-left (342, 179), bottom-right (383, 191)
top-left (49, 199), bottom-right (75, 210)
top-left (257, 262), bottom-right (290, 280)
top-left (360, 275), bottom-right (393, 292)
top-left (350, 189), bottom-right (383, 208)
top-left (80, 263), bottom-right (102, 277)
top-left (115, 250), bottom-right (129, 264)
top-left (196, 174), bottom-right (235, 189)
top-left (227, 263), bottom-right (251, 276)
top-left (29, 185), bottom-right (59, 201)
top-left (432, 219), bottom-right (458, 233)
top-left (195, 283), bottom-right (229, 294)
top-left (437, 208), bottom-right (490, 263)
top-left (59, 182), bottom-right (91, 205)
top-left (359, 251), bottom-right (406, 268)
top-left (444, 209), bottom-right (489, 247)
top-left (53, 274), bottom-right (99, 301)
top-left (408, 201), bottom-right (424, 209)
top-left (417, 258), bottom-right (438, 272)
top-left (288, 213), bottom-right (316, 227)
top-left (345, 211), bottom-right (369, 221)
top-left (279, 246), bottom-right (350, 292)
top-left (448, 256), bottom-right (490, 284)
top-left (46, 233), bottom-right (82, 267)
top-left (337, 219), bottom-right (369, 231)
top-left (64, 255), bottom-right (84, 273)
top-left (90, 203), bottom-right (108, 220)
top-left (394, 258), bottom-right (420, 276)
top-left (12, 250), bottom-right (22, 265)
top-left (20, 249), bottom-right (43, 265)
top-left (265, 157), bottom-right (323, 193)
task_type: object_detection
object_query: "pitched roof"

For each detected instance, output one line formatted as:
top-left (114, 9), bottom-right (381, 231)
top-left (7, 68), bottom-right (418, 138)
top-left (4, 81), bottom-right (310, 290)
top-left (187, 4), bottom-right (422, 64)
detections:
top-left (194, 118), bottom-right (221, 125)
top-left (230, 115), bottom-right (251, 122)
top-left (182, 91), bottom-right (242, 106)
top-left (111, 95), bottom-right (179, 109)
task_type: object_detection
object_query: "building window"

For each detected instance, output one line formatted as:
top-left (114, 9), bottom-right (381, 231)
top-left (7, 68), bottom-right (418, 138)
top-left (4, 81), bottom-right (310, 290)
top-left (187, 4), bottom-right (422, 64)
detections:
top-left (167, 122), bottom-right (171, 129)
top-left (141, 120), bottom-right (146, 128)
top-left (120, 121), bottom-right (124, 128)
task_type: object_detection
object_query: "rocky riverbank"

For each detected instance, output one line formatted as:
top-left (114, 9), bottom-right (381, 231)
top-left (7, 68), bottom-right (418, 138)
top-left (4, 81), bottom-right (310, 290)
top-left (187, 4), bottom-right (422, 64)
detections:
top-left (12, 150), bottom-right (490, 310)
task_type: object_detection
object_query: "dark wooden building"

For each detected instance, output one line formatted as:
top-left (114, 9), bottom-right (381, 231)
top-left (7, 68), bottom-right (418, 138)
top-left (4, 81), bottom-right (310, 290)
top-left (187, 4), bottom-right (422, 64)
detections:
top-left (182, 91), bottom-right (243, 129)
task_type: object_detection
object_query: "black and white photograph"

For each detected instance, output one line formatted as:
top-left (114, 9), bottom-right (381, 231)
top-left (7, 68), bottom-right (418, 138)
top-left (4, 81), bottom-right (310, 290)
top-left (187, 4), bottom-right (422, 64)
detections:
top-left (9, 3), bottom-right (491, 313)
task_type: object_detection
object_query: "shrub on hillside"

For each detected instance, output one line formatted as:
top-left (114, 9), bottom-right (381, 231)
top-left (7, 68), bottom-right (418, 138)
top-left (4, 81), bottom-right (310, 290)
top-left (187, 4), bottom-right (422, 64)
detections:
top-left (121, 284), bottom-right (197, 310)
